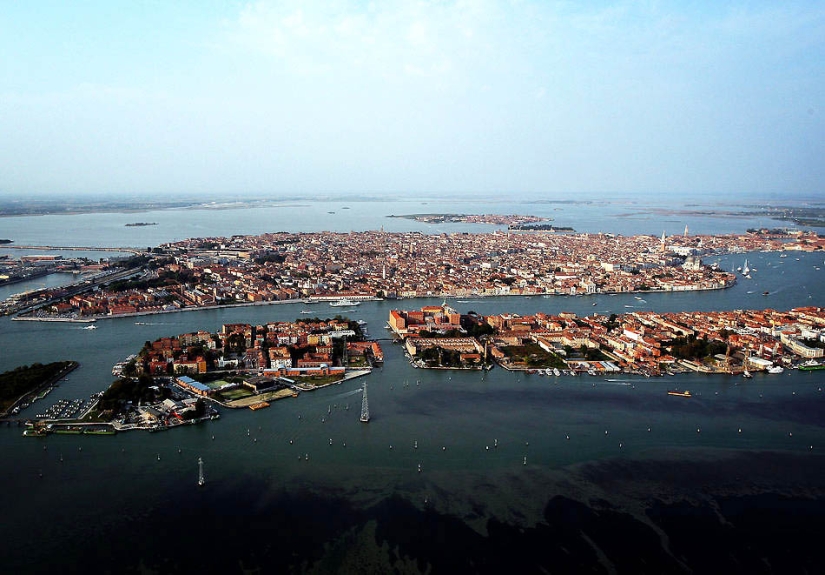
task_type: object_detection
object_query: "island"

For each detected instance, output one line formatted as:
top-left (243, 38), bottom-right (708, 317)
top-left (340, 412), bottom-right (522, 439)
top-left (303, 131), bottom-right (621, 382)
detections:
top-left (388, 213), bottom-right (548, 226)
top-left (508, 223), bottom-right (575, 232)
top-left (0, 239), bottom-right (12, 244)
top-left (6, 226), bottom-right (825, 322)
top-left (20, 316), bottom-right (381, 435)
top-left (125, 222), bottom-right (157, 227)
top-left (389, 303), bottom-right (825, 376)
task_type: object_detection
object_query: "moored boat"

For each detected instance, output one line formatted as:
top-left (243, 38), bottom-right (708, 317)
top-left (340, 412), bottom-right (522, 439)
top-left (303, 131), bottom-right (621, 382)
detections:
top-left (799, 360), bottom-right (825, 371)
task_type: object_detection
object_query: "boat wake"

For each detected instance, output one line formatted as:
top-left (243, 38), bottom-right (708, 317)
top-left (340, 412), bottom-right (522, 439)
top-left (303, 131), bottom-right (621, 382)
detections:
top-left (332, 388), bottom-right (364, 400)
top-left (603, 379), bottom-right (632, 385)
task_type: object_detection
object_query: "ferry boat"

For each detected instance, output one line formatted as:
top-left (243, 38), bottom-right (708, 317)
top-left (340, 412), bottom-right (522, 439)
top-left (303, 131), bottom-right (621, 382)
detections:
top-left (799, 360), bottom-right (825, 371)
top-left (330, 298), bottom-right (360, 307)
top-left (667, 390), bottom-right (692, 398)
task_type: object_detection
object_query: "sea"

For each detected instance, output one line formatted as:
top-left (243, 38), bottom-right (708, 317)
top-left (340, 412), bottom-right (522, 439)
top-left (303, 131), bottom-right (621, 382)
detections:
top-left (1, 195), bottom-right (825, 574)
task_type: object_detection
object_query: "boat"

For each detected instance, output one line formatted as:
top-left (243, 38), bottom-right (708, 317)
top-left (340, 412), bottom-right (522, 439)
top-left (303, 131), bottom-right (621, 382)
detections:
top-left (198, 457), bottom-right (205, 486)
top-left (82, 325), bottom-right (97, 330)
top-left (300, 309), bottom-right (313, 314)
top-left (330, 298), bottom-right (360, 307)
top-left (667, 390), bottom-right (692, 397)
top-left (762, 291), bottom-right (770, 296)
top-left (742, 259), bottom-right (750, 275)
top-left (767, 365), bottom-right (784, 374)
top-left (799, 360), bottom-right (825, 371)
top-left (742, 370), bottom-right (753, 379)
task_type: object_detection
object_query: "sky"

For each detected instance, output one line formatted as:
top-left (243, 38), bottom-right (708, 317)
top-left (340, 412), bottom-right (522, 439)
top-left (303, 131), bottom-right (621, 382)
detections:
top-left (1, 0), bottom-right (823, 200)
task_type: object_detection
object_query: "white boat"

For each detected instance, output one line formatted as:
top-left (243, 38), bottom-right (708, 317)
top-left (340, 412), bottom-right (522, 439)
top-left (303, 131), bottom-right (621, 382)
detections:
top-left (742, 259), bottom-right (750, 275)
top-left (742, 370), bottom-right (753, 379)
top-left (330, 299), bottom-right (360, 307)
top-left (767, 365), bottom-right (784, 374)
top-left (82, 325), bottom-right (97, 330)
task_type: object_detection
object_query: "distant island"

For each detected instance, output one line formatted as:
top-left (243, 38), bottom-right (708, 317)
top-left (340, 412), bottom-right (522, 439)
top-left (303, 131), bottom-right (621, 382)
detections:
top-left (0, 239), bottom-right (12, 244)
top-left (388, 213), bottom-right (548, 226)
top-left (509, 223), bottom-right (575, 232)
top-left (125, 222), bottom-right (157, 227)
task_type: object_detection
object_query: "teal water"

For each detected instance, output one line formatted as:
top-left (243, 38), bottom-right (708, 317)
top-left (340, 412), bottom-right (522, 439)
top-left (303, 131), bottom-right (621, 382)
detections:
top-left (1, 201), bottom-right (825, 573)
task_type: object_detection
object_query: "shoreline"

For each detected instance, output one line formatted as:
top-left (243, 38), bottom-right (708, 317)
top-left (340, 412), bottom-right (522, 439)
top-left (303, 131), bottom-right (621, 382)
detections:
top-left (11, 282), bottom-right (737, 323)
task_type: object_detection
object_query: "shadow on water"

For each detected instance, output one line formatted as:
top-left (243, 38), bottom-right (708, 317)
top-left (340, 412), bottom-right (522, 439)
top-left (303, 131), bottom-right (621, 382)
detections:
top-left (14, 451), bottom-right (825, 575)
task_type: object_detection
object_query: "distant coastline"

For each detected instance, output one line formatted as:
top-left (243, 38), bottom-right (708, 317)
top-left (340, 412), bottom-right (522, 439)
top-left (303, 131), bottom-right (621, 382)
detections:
top-left (125, 222), bottom-right (157, 227)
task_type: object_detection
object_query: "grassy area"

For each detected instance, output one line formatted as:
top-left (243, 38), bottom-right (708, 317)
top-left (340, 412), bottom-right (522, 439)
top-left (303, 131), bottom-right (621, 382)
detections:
top-left (300, 375), bottom-right (345, 388)
top-left (218, 388), bottom-right (253, 401)
top-left (499, 343), bottom-right (568, 369)
top-left (347, 357), bottom-right (371, 368)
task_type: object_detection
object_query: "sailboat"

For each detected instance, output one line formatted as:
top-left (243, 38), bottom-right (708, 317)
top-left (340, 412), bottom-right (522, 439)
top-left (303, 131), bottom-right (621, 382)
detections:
top-left (742, 259), bottom-right (750, 275)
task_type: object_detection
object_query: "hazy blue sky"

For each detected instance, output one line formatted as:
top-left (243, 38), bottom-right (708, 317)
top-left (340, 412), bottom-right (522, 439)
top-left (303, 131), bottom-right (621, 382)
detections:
top-left (1, 1), bottom-right (823, 199)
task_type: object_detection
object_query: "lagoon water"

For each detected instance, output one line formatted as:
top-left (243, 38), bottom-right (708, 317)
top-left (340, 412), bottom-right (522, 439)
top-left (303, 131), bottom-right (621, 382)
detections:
top-left (2, 198), bottom-right (825, 574)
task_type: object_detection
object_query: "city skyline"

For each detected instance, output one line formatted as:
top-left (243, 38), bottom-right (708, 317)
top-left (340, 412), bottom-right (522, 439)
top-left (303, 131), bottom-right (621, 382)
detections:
top-left (1, 1), bottom-right (824, 198)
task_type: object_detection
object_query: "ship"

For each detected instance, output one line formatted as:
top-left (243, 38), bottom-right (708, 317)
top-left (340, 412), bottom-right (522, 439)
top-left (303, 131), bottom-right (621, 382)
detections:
top-left (767, 365), bottom-right (784, 374)
top-left (799, 360), bottom-right (825, 371)
top-left (330, 298), bottom-right (360, 307)
top-left (667, 390), bottom-right (692, 397)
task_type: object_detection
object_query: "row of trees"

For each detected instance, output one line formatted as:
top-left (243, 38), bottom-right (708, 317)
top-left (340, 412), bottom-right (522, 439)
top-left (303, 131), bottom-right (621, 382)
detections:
top-left (0, 361), bottom-right (75, 411)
